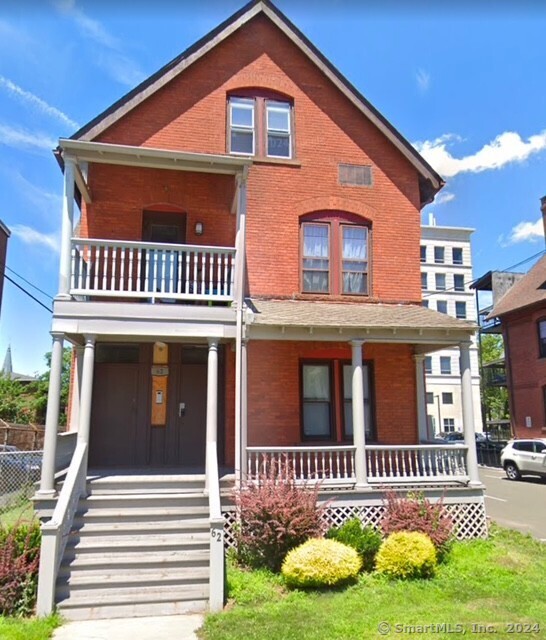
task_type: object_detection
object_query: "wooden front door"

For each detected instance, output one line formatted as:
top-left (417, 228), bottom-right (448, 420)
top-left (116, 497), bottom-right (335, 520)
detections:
top-left (149, 345), bottom-right (208, 467)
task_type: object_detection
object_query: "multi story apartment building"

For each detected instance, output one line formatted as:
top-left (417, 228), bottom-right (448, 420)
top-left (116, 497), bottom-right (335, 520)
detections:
top-left (421, 214), bottom-right (483, 436)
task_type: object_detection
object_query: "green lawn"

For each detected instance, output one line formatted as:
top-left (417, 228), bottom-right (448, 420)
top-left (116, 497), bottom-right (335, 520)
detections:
top-left (202, 527), bottom-right (546, 640)
top-left (0, 615), bottom-right (60, 640)
top-left (0, 499), bottom-right (35, 527)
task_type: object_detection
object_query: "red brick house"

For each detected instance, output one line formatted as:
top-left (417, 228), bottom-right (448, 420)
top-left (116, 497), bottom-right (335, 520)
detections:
top-left (489, 206), bottom-right (546, 439)
top-left (35, 0), bottom-right (485, 620)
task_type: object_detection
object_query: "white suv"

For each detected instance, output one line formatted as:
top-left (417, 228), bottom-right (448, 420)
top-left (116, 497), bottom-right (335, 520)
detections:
top-left (500, 439), bottom-right (546, 481)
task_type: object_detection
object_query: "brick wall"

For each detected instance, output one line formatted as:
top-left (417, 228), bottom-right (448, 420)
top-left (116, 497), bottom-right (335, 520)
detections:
top-left (85, 14), bottom-right (422, 303)
top-left (504, 307), bottom-right (546, 437)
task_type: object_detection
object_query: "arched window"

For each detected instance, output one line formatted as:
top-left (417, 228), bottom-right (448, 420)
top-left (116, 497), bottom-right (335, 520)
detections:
top-left (228, 90), bottom-right (293, 159)
top-left (300, 212), bottom-right (371, 296)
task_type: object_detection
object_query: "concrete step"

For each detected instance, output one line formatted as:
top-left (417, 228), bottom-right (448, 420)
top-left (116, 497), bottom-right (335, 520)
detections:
top-left (60, 549), bottom-right (210, 570)
top-left (56, 584), bottom-right (209, 620)
top-left (65, 532), bottom-right (209, 552)
top-left (87, 474), bottom-right (206, 495)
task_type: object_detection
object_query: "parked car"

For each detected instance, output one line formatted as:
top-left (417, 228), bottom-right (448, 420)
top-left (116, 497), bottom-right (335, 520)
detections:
top-left (500, 439), bottom-right (546, 481)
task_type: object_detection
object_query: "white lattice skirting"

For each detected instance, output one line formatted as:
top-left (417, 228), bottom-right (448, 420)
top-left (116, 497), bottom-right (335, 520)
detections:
top-left (222, 494), bottom-right (488, 548)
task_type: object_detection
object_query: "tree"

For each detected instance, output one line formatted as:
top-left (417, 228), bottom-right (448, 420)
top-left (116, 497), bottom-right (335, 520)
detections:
top-left (0, 348), bottom-right (72, 425)
top-left (480, 334), bottom-right (509, 424)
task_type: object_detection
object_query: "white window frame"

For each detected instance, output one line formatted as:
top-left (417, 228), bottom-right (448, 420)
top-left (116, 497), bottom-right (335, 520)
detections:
top-left (266, 100), bottom-right (292, 159)
top-left (229, 97), bottom-right (255, 156)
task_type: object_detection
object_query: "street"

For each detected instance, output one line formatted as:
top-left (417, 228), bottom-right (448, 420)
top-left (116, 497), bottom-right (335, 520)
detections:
top-left (479, 466), bottom-right (546, 541)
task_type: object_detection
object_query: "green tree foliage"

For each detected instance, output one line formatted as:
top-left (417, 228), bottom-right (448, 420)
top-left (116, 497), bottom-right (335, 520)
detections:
top-left (480, 335), bottom-right (509, 423)
top-left (0, 348), bottom-right (72, 425)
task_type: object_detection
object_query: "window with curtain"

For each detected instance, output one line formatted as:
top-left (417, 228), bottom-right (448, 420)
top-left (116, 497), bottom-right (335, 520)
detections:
top-left (302, 364), bottom-right (332, 438)
top-left (302, 224), bottom-right (330, 293)
top-left (301, 215), bottom-right (370, 296)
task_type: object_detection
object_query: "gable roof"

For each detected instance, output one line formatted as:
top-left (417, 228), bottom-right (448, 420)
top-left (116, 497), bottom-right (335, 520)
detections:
top-left (69, 0), bottom-right (443, 206)
top-left (490, 255), bottom-right (546, 318)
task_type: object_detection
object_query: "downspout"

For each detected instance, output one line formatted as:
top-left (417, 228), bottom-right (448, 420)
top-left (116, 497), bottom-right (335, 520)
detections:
top-left (234, 167), bottom-right (248, 486)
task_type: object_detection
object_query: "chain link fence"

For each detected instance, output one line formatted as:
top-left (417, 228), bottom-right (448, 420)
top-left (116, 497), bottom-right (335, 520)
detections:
top-left (0, 448), bottom-right (43, 513)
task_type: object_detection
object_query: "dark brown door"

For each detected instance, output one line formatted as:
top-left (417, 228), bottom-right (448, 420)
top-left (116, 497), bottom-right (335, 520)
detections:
top-left (90, 363), bottom-right (140, 467)
top-left (149, 346), bottom-right (208, 468)
top-left (142, 211), bottom-right (186, 244)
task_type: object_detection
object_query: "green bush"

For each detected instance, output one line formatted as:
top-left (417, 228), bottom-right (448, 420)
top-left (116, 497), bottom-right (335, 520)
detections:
top-left (376, 531), bottom-right (437, 580)
top-left (326, 518), bottom-right (382, 572)
top-left (282, 538), bottom-right (362, 589)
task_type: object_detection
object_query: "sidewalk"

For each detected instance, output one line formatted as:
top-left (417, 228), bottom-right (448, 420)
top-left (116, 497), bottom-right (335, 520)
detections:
top-left (53, 614), bottom-right (204, 640)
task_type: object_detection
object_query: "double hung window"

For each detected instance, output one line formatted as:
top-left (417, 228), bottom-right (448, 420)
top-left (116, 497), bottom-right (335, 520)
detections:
top-left (228, 95), bottom-right (292, 158)
top-left (301, 216), bottom-right (370, 295)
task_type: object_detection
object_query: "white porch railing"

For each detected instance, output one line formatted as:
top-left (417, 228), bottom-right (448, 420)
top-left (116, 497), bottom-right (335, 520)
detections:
top-left (70, 238), bottom-right (235, 302)
top-left (366, 445), bottom-right (469, 484)
top-left (246, 446), bottom-right (357, 486)
top-left (36, 441), bottom-right (88, 616)
top-left (246, 444), bottom-right (470, 487)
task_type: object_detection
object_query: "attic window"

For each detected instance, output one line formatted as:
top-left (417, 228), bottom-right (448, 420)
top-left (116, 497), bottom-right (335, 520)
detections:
top-left (339, 164), bottom-right (373, 187)
top-left (228, 94), bottom-right (293, 159)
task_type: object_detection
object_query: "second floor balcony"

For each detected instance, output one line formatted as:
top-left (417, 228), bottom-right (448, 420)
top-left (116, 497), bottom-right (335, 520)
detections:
top-left (70, 238), bottom-right (236, 304)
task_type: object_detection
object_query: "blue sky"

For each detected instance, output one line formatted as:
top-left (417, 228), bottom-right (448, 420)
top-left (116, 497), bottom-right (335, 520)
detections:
top-left (0, 0), bottom-right (545, 375)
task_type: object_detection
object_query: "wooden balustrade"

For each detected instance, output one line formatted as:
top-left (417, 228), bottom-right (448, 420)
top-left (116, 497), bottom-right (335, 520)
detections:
top-left (70, 238), bottom-right (235, 302)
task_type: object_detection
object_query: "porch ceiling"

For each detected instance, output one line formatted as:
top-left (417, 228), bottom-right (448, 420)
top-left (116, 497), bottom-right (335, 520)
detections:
top-left (246, 298), bottom-right (476, 348)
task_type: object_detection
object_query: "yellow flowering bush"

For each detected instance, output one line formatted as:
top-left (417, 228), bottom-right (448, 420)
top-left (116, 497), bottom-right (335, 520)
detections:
top-left (376, 531), bottom-right (437, 580)
top-left (281, 538), bottom-right (362, 588)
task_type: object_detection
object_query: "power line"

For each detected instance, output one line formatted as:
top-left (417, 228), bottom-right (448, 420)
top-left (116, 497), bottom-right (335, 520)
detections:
top-left (5, 265), bottom-right (54, 301)
top-left (4, 274), bottom-right (52, 313)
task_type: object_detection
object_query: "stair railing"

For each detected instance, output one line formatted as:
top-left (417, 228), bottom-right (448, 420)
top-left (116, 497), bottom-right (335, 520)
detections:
top-left (207, 444), bottom-right (225, 613)
top-left (36, 441), bottom-right (88, 616)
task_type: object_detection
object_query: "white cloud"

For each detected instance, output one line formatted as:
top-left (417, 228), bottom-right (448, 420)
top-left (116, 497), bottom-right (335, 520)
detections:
top-left (416, 68), bottom-right (430, 92)
top-left (0, 76), bottom-right (79, 129)
top-left (0, 124), bottom-right (56, 151)
top-left (505, 218), bottom-right (544, 245)
top-left (1, 168), bottom-right (62, 216)
top-left (434, 191), bottom-right (455, 205)
top-left (414, 130), bottom-right (546, 177)
top-left (53, 0), bottom-right (143, 87)
top-left (10, 225), bottom-right (60, 253)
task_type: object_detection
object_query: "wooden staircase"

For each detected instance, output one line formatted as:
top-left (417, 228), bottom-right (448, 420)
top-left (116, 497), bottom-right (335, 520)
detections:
top-left (55, 474), bottom-right (212, 620)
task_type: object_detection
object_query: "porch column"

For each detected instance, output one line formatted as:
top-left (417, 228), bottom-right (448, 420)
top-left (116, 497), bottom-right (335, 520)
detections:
top-left (240, 338), bottom-right (248, 480)
top-left (58, 156), bottom-right (75, 299)
top-left (205, 339), bottom-right (219, 493)
top-left (460, 341), bottom-right (481, 486)
top-left (414, 354), bottom-right (429, 442)
top-left (37, 333), bottom-right (65, 497)
top-left (351, 340), bottom-right (370, 489)
top-left (68, 346), bottom-right (84, 432)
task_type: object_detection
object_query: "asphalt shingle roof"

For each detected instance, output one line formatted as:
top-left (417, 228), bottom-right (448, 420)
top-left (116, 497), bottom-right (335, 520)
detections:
top-left (490, 255), bottom-right (546, 318)
top-left (248, 299), bottom-right (476, 331)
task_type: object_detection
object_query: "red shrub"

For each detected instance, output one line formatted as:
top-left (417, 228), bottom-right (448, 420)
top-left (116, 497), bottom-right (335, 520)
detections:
top-left (235, 460), bottom-right (325, 571)
top-left (381, 491), bottom-right (453, 557)
top-left (0, 521), bottom-right (41, 616)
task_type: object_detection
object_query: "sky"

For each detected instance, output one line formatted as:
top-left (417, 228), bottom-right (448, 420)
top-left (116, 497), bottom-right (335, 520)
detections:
top-left (0, 0), bottom-right (545, 375)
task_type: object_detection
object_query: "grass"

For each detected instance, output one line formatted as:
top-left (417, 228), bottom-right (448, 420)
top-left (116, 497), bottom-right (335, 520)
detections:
top-left (0, 499), bottom-right (35, 527)
top-left (0, 615), bottom-right (60, 640)
top-left (202, 526), bottom-right (546, 640)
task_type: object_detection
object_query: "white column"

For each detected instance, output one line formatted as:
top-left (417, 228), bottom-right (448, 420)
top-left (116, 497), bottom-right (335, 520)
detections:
top-left (77, 335), bottom-right (95, 494)
top-left (68, 346), bottom-right (84, 432)
top-left (460, 341), bottom-right (481, 486)
top-left (351, 340), bottom-right (369, 489)
top-left (414, 354), bottom-right (429, 442)
top-left (58, 156), bottom-right (76, 299)
top-left (37, 333), bottom-right (65, 497)
top-left (205, 339), bottom-right (219, 493)
top-left (234, 170), bottom-right (248, 486)
top-left (240, 338), bottom-right (248, 479)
